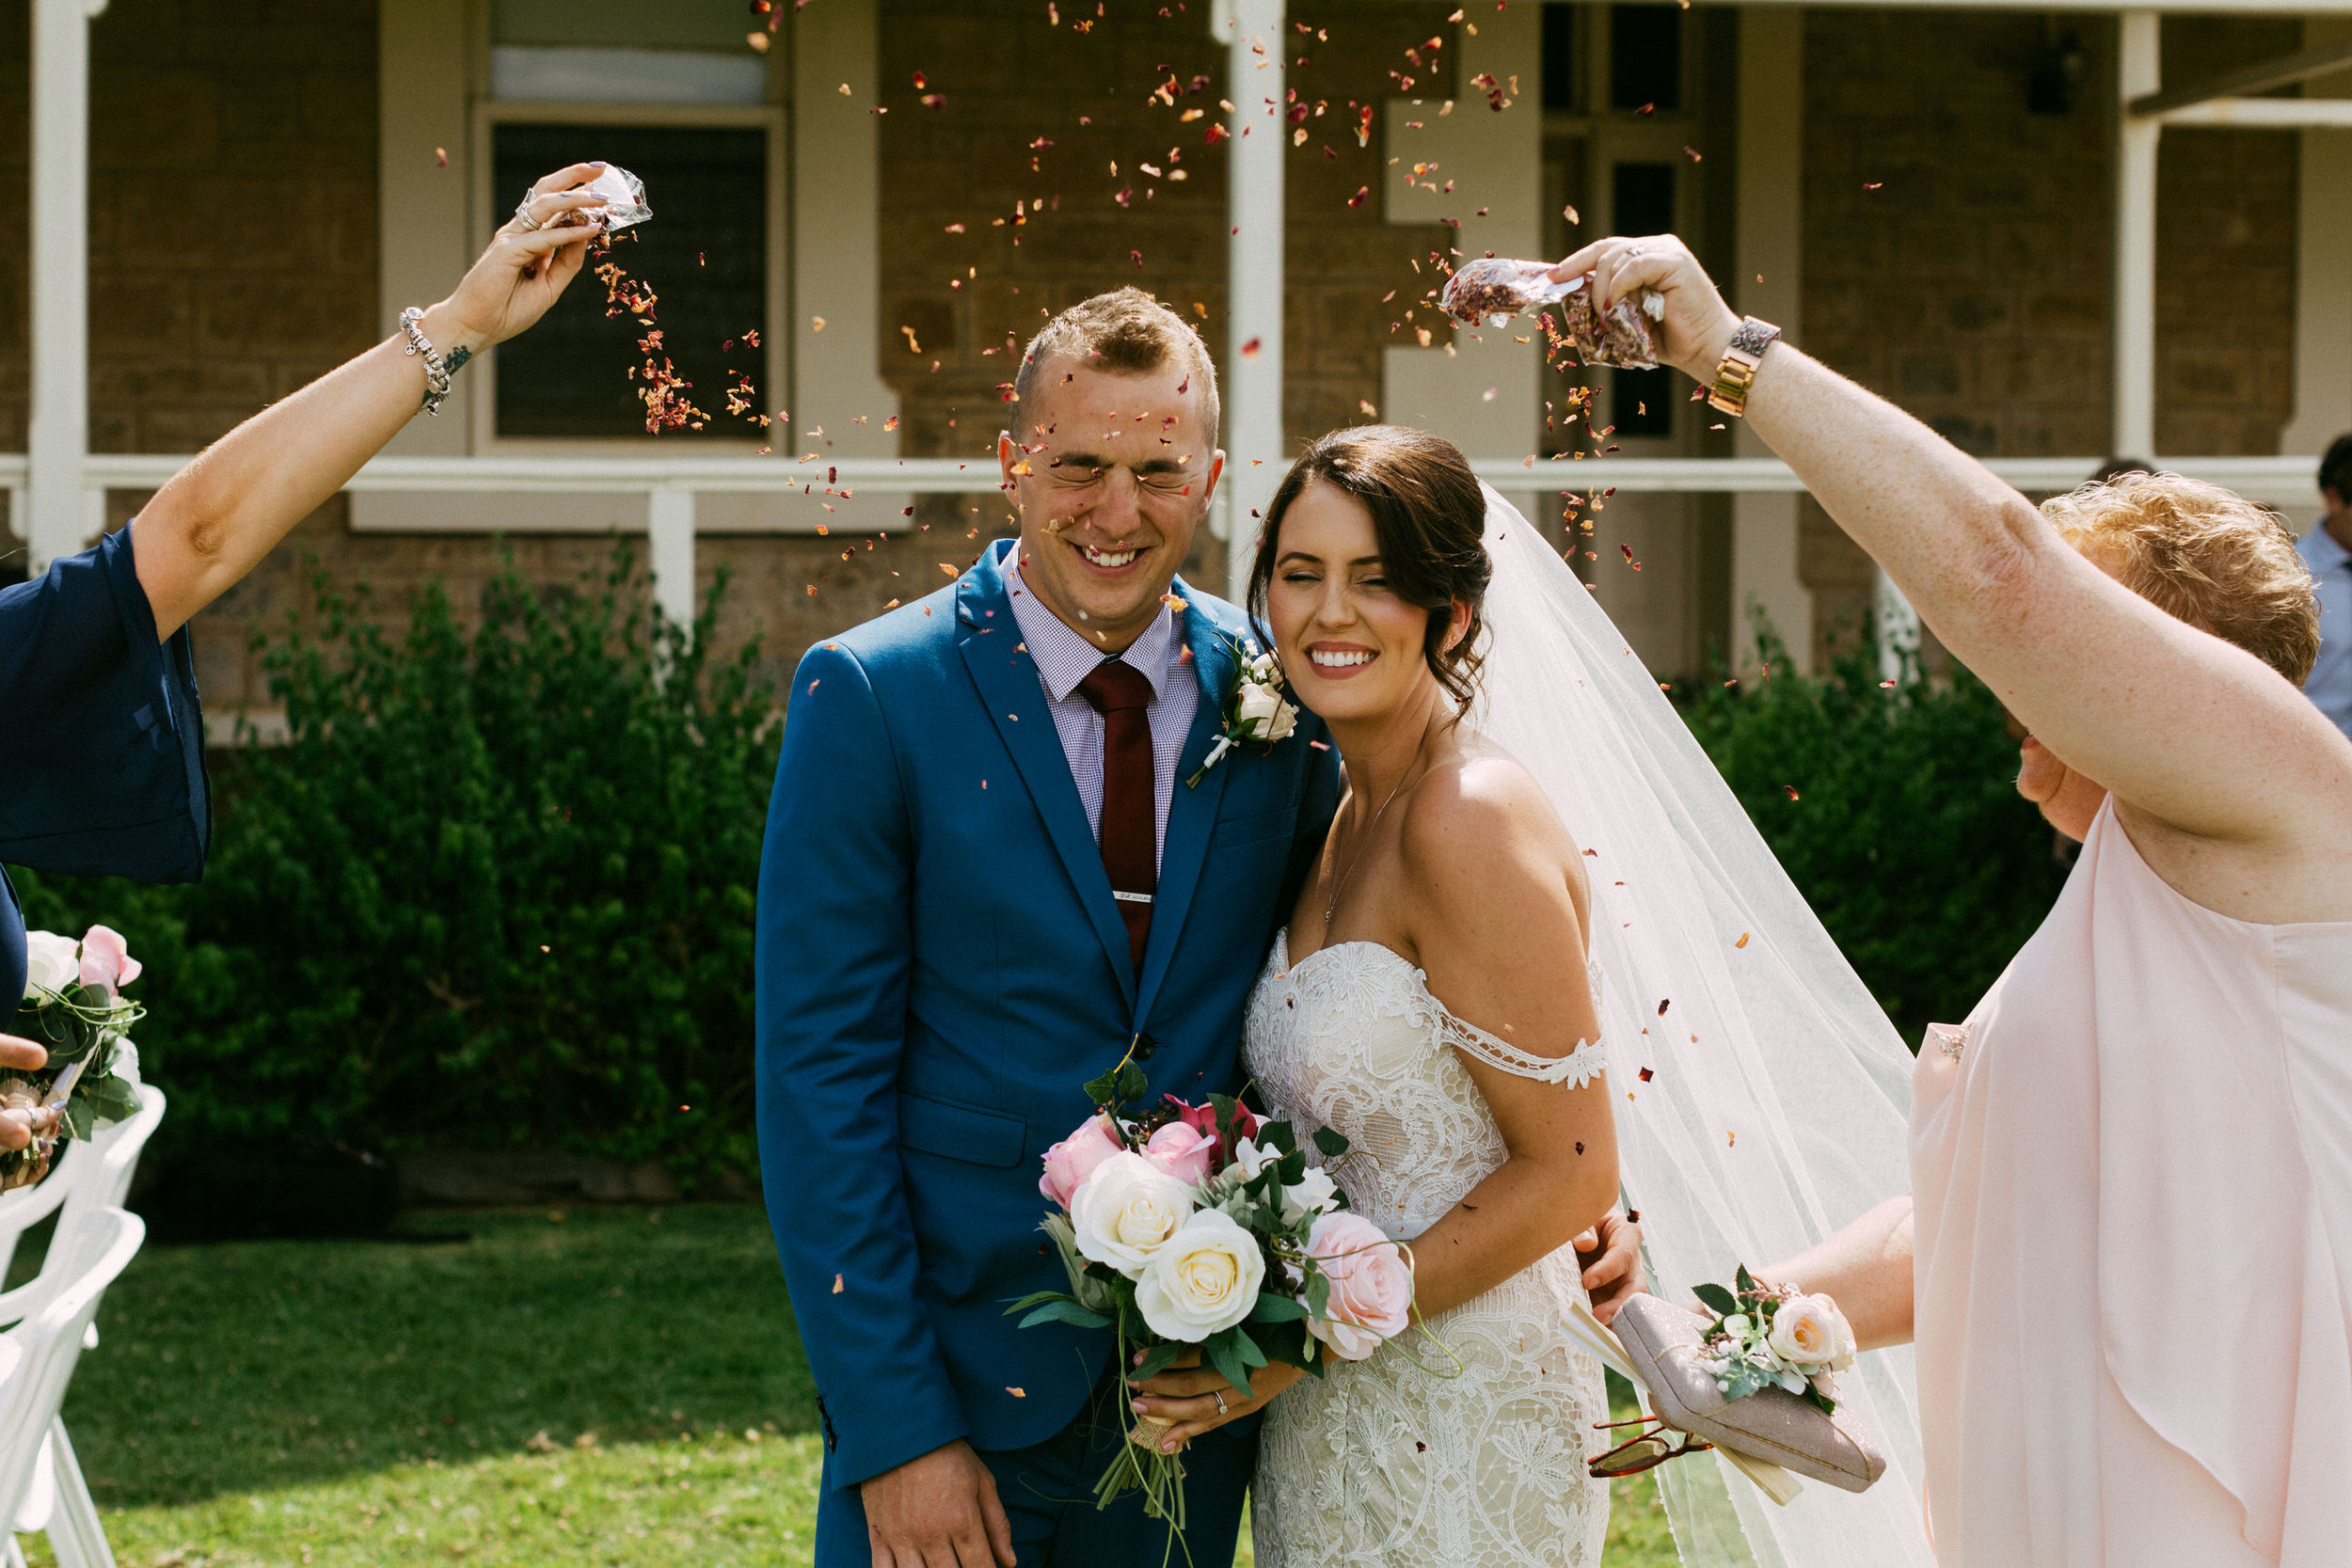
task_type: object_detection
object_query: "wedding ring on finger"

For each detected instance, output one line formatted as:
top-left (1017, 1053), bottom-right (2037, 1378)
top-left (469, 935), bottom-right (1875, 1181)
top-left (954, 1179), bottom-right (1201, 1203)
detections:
top-left (1214, 1390), bottom-right (1229, 1418)
top-left (513, 193), bottom-right (544, 231)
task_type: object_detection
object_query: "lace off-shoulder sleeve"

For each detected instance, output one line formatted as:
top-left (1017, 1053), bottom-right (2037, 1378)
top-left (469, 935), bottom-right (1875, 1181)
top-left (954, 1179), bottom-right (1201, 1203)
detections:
top-left (1433, 959), bottom-right (1610, 1087)
top-left (1438, 1010), bottom-right (1608, 1087)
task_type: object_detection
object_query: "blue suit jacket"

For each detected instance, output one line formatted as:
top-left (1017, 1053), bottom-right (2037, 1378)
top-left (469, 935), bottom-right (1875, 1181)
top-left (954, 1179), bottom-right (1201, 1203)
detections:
top-left (756, 539), bottom-right (1341, 1487)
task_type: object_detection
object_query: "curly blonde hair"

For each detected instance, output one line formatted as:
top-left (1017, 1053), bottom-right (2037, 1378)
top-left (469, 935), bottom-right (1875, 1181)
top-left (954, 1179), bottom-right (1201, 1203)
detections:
top-left (2042, 471), bottom-right (2320, 686)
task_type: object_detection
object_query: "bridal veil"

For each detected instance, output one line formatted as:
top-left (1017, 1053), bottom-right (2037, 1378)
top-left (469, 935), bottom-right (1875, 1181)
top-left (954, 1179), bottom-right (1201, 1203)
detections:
top-left (1471, 485), bottom-right (1936, 1567)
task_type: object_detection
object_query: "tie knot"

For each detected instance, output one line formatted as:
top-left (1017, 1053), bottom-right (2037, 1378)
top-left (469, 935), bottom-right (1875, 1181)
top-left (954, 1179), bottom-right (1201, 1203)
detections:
top-left (1077, 658), bottom-right (1154, 715)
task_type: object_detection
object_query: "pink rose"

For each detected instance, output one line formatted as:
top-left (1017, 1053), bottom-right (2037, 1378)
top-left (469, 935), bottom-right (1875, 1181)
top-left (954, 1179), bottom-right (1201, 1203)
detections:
top-left (1039, 1114), bottom-right (1123, 1212)
top-left (1168, 1095), bottom-right (1261, 1163)
top-left (76, 926), bottom-right (140, 997)
top-left (1140, 1120), bottom-right (1216, 1186)
top-left (1304, 1211), bottom-right (1413, 1361)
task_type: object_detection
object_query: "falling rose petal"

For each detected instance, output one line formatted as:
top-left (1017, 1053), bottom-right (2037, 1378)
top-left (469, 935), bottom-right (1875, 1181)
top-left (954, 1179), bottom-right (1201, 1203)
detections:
top-left (1482, 387), bottom-right (1498, 402)
top-left (1783, 784), bottom-right (1801, 801)
top-left (811, 316), bottom-right (826, 332)
top-left (434, 146), bottom-right (448, 166)
top-left (1359, 399), bottom-right (1378, 418)
top-left (1736, 931), bottom-right (1751, 949)
top-left (913, 71), bottom-right (928, 88)
top-left (1657, 998), bottom-right (1671, 1016)
top-left (832, 1274), bottom-right (844, 1293)
top-left (1241, 337), bottom-right (1263, 359)
top-left (1007, 1386), bottom-right (1025, 1398)
top-left (747, 31), bottom-right (770, 52)
top-left (1638, 1068), bottom-right (1654, 1083)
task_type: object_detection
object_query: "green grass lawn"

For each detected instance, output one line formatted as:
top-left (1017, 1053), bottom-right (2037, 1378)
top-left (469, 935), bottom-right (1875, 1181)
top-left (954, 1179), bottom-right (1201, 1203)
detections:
top-left (18, 1204), bottom-right (1677, 1566)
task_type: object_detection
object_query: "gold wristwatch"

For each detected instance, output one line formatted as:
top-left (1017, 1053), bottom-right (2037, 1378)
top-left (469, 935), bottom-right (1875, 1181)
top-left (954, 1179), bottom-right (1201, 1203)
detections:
top-left (1706, 316), bottom-right (1782, 418)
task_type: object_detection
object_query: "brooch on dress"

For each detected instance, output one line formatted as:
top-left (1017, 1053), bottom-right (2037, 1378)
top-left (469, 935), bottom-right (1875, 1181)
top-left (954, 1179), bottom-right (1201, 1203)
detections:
top-left (1925, 1022), bottom-right (1969, 1063)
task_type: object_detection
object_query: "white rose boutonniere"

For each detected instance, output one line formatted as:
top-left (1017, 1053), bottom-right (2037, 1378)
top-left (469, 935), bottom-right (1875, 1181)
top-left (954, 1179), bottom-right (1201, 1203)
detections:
top-left (1186, 638), bottom-right (1301, 786)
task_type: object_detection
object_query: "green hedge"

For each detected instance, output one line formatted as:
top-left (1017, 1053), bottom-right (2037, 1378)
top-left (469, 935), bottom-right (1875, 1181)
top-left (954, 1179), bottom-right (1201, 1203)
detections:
top-left (15, 574), bottom-right (2069, 1181)
top-left (1677, 626), bottom-right (2072, 1044)
top-left (14, 546), bottom-right (778, 1187)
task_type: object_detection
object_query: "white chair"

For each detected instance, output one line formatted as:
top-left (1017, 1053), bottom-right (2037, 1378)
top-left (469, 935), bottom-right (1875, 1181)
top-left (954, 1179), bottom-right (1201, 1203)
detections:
top-left (0, 1080), bottom-right (166, 1293)
top-left (0, 1208), bottom-right (146, 1568)
top-left (0, 1084), bottom-right (167, 1568)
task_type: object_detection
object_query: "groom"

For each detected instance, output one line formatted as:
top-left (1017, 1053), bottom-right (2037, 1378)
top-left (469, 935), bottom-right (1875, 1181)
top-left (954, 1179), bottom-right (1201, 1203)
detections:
top-left (757, 288), bottom-right (1343, 1566)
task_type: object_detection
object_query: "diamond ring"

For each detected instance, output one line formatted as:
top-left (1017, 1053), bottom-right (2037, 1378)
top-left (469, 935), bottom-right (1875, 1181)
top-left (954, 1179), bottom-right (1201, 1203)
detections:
top-left (1214, 1390), bottom-right (1229, 1418)
top-left (513, 194), bottom-right (543, 232)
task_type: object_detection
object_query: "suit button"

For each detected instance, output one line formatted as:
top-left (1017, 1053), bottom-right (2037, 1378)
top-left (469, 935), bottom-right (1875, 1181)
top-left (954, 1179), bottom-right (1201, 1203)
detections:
top-left (1134, 1034), bottom-right (1158, 1061)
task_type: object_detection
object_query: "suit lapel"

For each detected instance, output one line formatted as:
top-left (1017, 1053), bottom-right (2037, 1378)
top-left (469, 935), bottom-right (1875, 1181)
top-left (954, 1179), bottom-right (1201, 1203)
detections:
top-left (956, 546), bottom-right (1136, 1006)
top-left (1133, 586), bottom-right (1238, 1023)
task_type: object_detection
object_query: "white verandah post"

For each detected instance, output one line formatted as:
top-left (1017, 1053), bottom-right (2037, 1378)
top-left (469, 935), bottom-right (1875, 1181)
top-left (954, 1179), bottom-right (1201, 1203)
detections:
top-left (27, 0), bottom-right (108, 574)
top-left (1219, 0), bottom-right (1285, 606)
top-left (2116, 11), bottom-right (2162, 461)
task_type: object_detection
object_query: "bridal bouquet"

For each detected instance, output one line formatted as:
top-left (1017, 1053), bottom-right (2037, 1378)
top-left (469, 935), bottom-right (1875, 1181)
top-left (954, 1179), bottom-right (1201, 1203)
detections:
top-left (1011, 1053), bottom-right (1415, 1531)
top-left (9, 926), bottom-right (149, 1191)
top-left (1692, 1265), bottom-right (1858, 1414)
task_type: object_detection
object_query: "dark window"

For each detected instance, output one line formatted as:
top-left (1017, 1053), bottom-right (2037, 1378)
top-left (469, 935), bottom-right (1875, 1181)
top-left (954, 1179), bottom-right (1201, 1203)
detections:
top-left (1609, 5), bottom-right (1682, 113)
top-left (1541, 4), bottom-right (1580, 112)
top-left (492, 122), bottom-right (768, 439)
top-left (1611, 161), bottom-right (1676, 436)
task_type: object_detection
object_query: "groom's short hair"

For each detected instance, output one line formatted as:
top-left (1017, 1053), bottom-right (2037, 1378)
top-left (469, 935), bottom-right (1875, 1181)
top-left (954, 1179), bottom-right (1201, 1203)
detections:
top-left (1012, 288), bottom-right (1219, 434)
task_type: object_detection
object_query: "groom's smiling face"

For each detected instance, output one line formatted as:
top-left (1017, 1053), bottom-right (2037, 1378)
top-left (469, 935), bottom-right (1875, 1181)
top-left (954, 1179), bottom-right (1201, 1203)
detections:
top-left (1000, 356), bottom-right (1223, 653)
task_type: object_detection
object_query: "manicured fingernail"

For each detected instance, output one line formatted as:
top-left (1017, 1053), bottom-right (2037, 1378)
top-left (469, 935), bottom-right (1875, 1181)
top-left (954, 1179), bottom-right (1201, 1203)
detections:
top-left (1161, 1438), bottom-right (1178, 1452)
top-left (1131, 1399), bottom-right (1148, 1414)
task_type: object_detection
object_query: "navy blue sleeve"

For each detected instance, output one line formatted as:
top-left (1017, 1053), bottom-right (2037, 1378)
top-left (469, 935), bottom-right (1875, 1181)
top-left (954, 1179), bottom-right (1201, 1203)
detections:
top-left (755, 640), bottom-right (967, 1487)
top-left (0, 521), bottom-right (210, 884)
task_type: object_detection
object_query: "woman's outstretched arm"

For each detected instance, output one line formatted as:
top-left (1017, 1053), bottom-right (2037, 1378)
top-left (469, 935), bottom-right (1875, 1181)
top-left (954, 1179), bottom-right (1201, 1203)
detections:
top-left (1759, 1196), bottom-right (1915, 1352)
top-left (1553, 236), bottom-right (2352, 917)
top-left (132, 164), bottom-right (613, 640)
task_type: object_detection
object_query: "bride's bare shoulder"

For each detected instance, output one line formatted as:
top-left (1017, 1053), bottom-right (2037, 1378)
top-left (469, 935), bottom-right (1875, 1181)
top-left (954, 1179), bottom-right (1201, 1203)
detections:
top-left (1397, 741), bottom-right (1587, 895)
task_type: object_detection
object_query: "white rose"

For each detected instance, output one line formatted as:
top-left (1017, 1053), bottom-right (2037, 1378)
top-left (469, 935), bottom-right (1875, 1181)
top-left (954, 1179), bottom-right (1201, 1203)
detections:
top-left (1236, 682), bottom-right (1283, 731)
top-left (1262, 695), bottom-right (1298, 742)
top-left (1767, 1293), bottom-right (1854, 1370)
top-left (1069, 1151), bottom-right (1196, 1280)
top-left (105, 1037), bottom-right (142, 1089)
top-left (1279, 1166), bottom-right (1340, 1224)
top-left (1135, 1208), bottom-right (1266, 1340)
top-left (22, 932), bottom-right (79, 1002)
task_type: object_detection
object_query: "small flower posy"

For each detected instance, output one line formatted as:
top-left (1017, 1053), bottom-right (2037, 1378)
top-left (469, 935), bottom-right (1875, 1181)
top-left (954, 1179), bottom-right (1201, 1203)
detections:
top-left (1691, 1265), bottom-right (1859, 1416)
top-left (1186, 636), bottom-right (1300, 787)
top-left (11, 926), bottom-right (150, 1191)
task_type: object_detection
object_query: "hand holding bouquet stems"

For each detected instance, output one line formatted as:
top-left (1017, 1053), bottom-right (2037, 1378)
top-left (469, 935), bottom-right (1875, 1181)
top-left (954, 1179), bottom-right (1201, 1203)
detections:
top-left (1011, 1052), bottom-right (1422, 1536)
top-left (8, 927), bottom-right (149, 1188)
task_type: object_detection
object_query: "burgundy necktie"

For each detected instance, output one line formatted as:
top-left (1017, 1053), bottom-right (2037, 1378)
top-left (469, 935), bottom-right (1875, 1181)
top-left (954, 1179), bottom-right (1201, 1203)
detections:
top-left (1077, 659), bottom-right (1157, 974)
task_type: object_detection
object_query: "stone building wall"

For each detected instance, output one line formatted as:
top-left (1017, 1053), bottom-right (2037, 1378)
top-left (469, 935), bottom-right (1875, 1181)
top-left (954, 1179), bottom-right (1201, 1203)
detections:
top-left (1798, 9), bottom-right (2303, 661)
top-left (871, 0), bottom-right (1464, 597)
top-left (1, 5), bottom-right (2316, 704)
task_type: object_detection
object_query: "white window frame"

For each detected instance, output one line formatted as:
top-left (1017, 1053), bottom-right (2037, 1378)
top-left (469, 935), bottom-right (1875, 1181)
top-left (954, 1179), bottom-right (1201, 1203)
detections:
top-left (468, 98), bottom-right (788, 458)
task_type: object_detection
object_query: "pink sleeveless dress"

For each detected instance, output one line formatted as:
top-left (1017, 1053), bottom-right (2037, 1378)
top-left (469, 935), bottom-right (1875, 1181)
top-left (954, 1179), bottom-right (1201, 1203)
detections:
top-left (1910, 799), bottom-right (2352, 1566)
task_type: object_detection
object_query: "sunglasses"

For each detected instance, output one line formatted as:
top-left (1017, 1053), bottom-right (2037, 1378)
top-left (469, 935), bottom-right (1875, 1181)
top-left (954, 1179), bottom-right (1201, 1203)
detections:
top-left (1587, 1414), bottom-right (1714, 1479)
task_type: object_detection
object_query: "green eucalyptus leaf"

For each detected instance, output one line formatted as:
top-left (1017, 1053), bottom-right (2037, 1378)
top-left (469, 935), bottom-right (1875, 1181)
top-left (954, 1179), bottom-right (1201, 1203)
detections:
top-left (1248, 1293), bottom-right (1309, 1324)
top-left (1131, 1340), bottom-right (1184, 1383)
top-left (1202, 1329), bottom-right (1255, 1403)
top-left (1017, 1300), bottom-right (1111, 1332)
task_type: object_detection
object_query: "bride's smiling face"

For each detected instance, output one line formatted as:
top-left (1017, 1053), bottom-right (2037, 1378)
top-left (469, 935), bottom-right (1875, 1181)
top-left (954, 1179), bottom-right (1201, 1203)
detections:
top-left (1265, 480), bottom-right (1466, 725)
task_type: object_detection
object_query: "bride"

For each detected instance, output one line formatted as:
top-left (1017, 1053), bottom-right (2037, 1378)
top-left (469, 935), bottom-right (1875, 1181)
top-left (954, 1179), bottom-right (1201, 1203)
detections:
top-left (1135, 424), bottom-right (1939, 1567)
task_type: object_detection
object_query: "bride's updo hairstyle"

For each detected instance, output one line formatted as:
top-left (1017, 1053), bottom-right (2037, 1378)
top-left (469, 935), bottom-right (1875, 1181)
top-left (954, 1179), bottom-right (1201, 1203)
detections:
top-left (1248, 425), bottom-right (1492, 707)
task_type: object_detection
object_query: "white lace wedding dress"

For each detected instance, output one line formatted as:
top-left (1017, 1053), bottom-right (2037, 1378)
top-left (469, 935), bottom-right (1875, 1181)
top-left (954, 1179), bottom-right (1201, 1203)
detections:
top-left (1245, 927), bottom-right (1613, 1567)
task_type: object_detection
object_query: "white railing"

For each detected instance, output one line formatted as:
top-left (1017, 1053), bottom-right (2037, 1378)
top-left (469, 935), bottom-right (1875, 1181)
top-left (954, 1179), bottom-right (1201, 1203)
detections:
top-left (2, 451), bottom-right (2325, 628)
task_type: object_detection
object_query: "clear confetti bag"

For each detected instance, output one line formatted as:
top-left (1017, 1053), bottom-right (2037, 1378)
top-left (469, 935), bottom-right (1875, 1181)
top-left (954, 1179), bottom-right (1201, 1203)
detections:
top-left (1440, 257), bottom-right (1665, 370)
top-left (564, 164), bottom-right (652, 232)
